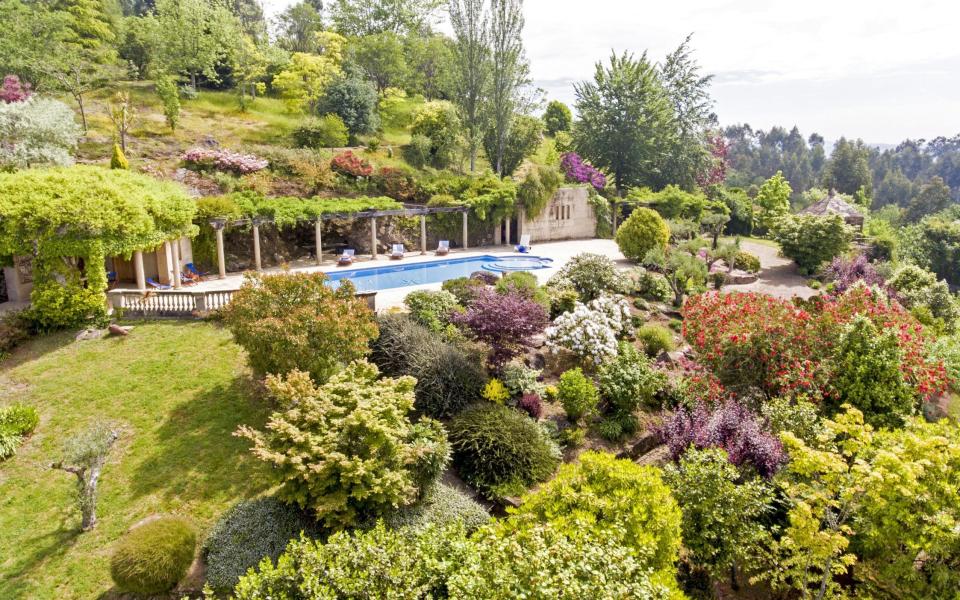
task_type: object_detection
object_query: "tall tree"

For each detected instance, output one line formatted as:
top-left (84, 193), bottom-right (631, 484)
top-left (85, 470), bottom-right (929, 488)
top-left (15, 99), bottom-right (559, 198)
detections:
top-left (656, 34), bottom-right (714, 190)
top-left (485, 0), bottom-right (527, 176)
top-left (573, 51), bottom-right (673, 195)
top-left (905, 176), bottom-right (952, 223)
top-left (274, 1), bottom-right (324, 53)
top-left (449, 0), bottom-right (489, 171)
top-left (152, 0), bottom-right (242, 89)
top-left (403, 34), bottom-right (455, 99)
top-left (347, 31), bottom-right (409, 92)
top-left (330, 0), bottom-right (444, 36)
top-left (822, 137), bottom-right (873, 197)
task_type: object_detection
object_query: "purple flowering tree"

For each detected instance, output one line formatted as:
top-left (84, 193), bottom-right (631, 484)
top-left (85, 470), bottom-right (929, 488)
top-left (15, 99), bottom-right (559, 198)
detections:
top-left (451, 288), bottom-right (549, 369)
top-left (658, 399), bottom-right (786, 478)
top-left (824, 254), bottom-right (890, 296)
top-left (560, 152), bottom-right (606, 191)
top-left (0, 75), bottom-right (31, 103)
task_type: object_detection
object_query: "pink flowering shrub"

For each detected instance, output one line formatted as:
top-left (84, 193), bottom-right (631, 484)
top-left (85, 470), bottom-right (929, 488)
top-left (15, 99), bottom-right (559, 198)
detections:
top-left (559, 152), bottom-right (606, 191)
top-left (182, 147), bottom-right (268, 175)
top-left (331, 151), bottom-right (374, 178)
top-left (451, 288), bottom-right (549, 368)
top-left (658, 399), bottom-right (786, 478)
top-left (0, 75), bottom-right (31, 103)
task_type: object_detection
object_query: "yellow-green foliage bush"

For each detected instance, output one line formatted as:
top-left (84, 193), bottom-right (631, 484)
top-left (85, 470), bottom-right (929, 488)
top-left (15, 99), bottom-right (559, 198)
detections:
top-left (110, 143), bottom-right (128, 169)
top-left (483, 379), bottom-right (510, 404)
top-left (109, 516), bottom-right (196, 596)
top-left (615, 207), bottom-right (670, 262)
top-left (236, 361), bottom-right (450, 529)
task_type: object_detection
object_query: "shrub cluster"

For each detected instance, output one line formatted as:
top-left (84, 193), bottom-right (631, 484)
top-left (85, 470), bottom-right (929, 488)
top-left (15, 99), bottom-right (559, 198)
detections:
top-left (203, 497), bottom-right (318, 592)
top-left (448, 404), bottom-right (561, 498)
top-left (0, 403), bottom-right (39, 460)
top-left (110, 516), bottom-right (196, 596)
top-left (370, 314), bottom-right (486, 418)
top-left (545, 295), bottom-right (632, 365)
top-left (451, 288), bottom-right (549, 369)
top-left (182, 147), bottom-right (268, 174)
top-left (615, 207), bottom-right (670, 262)
top-left (292, 114), bottom-right (349, 148)
top-left (330, 150), bottom-right (373, 178)
top-left (220, 272), bottom-right (378, 384)
top-left (236, 361), bottom-right (450, 529)
top-left (598, 342), bottom-right (667, 415)
top-left (404, 289), bottom-right (461, 333)
top-left (772, 213), bottom-right (853, 273)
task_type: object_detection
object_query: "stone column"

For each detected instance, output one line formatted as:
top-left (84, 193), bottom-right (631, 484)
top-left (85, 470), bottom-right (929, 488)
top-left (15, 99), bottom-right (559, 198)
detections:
top-left (420, 215), bottom-right (427, 254)
top-left (505, 218), bottom-right (512, 246)
top-left (171, 239), bottom-right (182, 289)
top-left (252, 220), bottom-right (262, 272)
top-left (370, 217), bottom-right (378, 259)
top-left (134, 250), bottom-right (146, 292)
top-left (494, 222), bottom-right (502, 246)
top-left (213, 220), bottom-right (227, 279)
top-left (462, 212), bottom-right (469, 250)
top-left (315, 219), bottom-right (323, 265)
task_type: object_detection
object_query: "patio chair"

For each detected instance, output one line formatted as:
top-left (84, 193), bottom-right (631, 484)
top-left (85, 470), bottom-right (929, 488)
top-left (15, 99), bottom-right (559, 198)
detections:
top-left (436, 240), bottom-right (450, 256)
top-left (180, 272), bottom-right (199, 286)
top-left (146, 277), bottom-right (171, 290)
top-left (338, 248), bottom-right (356, 266)
top-left (185, 263), bottom-right (208, 280)
top-left (390, 243), bottom-right (405, 260)
top-left (515, 234), bottom-right (532, 253)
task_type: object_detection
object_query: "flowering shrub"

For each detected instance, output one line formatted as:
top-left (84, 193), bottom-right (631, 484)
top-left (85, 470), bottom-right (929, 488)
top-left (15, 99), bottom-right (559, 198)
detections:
top-left (598, 342), bottom-right (667, 414)
top-left (547, 252), bottom-right (622, 302)
top-left (683, 287), bottom-right (948, 402)
top-left (330, 150), bottom-right (373, 178)
top-left (0, 75), bottom-right (31, 103)
top-left (824, 254), bottom-right (888, 295)
top-left (452, 288), bottom-right (549, 368)
top-left (0, 97), bottom-right (81, 169)
top-left (560, 152), bottom-right (606, 191)
top-left (518, 393), bottom-right (543, 419)
top-left (658, 400), bottom-right (786, 478)
top-left (182, 147), bottom-right (268, 175)
top-left (546, 295), bottom-right (632, 365)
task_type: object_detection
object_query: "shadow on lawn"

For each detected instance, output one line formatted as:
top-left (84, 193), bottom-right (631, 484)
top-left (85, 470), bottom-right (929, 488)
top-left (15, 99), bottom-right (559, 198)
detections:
top-left (1, 525), bottom-right (81, 600)
top-left (128, 375), bottom-right (272, 504)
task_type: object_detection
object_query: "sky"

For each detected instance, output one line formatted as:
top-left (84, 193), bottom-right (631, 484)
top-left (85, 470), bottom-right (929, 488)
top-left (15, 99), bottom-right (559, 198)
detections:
top-left (262, 0), bottom-right (960, 145)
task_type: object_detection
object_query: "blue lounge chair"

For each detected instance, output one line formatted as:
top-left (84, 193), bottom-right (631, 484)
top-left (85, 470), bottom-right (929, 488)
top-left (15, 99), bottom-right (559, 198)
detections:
top-left (390, 243), bottom-right (405, 259)
top-left (338, 249), bottom-right (356, 266)
top-left (185, 263), bottom-right (209, 280)
top-left (146, 277), bottom-right (171, 290)
top-left (436, 240), bottom-right (450, 256)
top-left (515, 234), bottom-right (531, 253)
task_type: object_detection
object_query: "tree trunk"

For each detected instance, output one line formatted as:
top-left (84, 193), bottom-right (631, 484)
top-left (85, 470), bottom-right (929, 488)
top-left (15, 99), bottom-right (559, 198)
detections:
top-left (730, 561), bottom-right (740, 591)
top-left (190, 71), bottom-right (197, 90)
top-left (76, 93), bottom-right (88, 132)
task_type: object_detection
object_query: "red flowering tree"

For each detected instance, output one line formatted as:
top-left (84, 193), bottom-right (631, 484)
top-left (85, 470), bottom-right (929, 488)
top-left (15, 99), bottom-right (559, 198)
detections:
top-left (683, 288), bottom-right (948, 402)
top-left (331, 151), bottom-right (373, 178)
top-left (695, 133), bottom-right (728, 188)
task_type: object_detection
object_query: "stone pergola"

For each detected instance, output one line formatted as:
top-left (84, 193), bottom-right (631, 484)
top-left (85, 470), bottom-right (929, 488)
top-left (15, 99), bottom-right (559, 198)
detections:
top-left (208, 205), bottom-right (472, 278)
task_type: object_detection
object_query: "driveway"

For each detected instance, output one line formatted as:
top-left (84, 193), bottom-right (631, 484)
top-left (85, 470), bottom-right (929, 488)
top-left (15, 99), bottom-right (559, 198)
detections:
top-left (729, 240), bottom-right (819, 300)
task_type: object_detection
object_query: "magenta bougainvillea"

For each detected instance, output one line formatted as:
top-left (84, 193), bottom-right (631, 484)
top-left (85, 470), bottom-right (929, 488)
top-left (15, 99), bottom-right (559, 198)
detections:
top-left (182, 147), bottom-right (268, 175)
top-left (658, 399), bottom-right (786, 478)
top-left (451, 288), bottom-right (549, 368)
top-left (560, 152), bottom-right (606, 191)
top-left (0, 75), bottom-right (31, 103)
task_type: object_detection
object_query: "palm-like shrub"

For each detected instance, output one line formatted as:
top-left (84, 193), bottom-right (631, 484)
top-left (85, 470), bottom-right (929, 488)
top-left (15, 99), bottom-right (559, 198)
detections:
top-left (448, 404), bottom-right (560, 498)
top-left (110, 516), bottom-right (196, 596)
top-left (221, 271), bottom-right (377, 383)
top-left (236, 361), bottom-right (450, 529)
top-left (616, 207), bottom-right (670, 262)
top-left (203, 497), bottom-right (318, 592)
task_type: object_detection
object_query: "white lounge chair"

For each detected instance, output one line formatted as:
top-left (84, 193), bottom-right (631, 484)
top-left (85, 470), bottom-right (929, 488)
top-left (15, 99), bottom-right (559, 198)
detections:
top-left (436, 240), bottom-right (450, 256)
top-left (338, 248), bottom-right (355, 266)
top-left (515, 234), bottom-right (531, 253)
top-left (390, 243), bottom-right (405, 260)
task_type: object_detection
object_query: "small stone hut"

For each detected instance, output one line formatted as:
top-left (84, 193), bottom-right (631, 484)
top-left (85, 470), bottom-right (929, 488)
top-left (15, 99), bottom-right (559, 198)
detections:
top-left (799, 190), bottom-right (865, 229)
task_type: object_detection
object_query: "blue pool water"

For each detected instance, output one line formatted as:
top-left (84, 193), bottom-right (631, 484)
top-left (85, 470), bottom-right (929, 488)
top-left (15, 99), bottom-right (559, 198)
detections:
top-left (325, 255), bottom-right (553, 292)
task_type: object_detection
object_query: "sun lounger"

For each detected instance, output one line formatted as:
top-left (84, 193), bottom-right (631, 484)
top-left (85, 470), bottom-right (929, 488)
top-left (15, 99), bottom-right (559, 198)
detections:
top-left (338, 248), bottom-right (356, 266)
top-left (390, 244), bottom-right (405, 259)
top-left (185, 263), bottom-right (208, 280)
top-left (146, 277), bottom-right (171, 290)
top-left (436, 240), bottom-right (450, 256)
top-left (515, 234), bottom-right (531, 253)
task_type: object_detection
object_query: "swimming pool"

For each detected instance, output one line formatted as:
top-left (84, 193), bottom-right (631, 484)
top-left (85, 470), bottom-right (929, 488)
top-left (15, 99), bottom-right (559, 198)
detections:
top-left (325, 255), bottom-right (553, 292)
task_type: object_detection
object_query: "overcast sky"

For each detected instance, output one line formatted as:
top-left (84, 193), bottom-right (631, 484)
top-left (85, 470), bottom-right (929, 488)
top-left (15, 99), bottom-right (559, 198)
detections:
top-left (262, 0), bottom-right (960, 145)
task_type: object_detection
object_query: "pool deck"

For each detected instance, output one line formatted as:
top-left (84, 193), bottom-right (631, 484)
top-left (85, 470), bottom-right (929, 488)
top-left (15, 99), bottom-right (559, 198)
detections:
top-left (116, 239), bottom-right (629, 309)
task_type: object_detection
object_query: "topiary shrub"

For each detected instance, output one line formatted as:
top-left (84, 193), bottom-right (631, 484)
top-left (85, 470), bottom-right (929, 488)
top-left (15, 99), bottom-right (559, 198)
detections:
top-left (375, 482), bottom-right (490, 532)
top-left (203, 497), bottom-right (318, 593)
top-left (733, 250), bottom-right (761, 273)
top-left (547, 253), bottom-right (621, 301)
top-left (292, 114), bottom-right (349, 148)
top-left (404, 289), bottom-right (461, 333)
top-left (220, 271), bottom-right (378, 384)
top-left (370, 314), bottom-right (485, 418)
top-left (236, 361), bottom-right (450, 529)
top-left (636, 324), bottom-right (676, 357)
top-left (449, 404), bottom-right (561, 498)
top-left (557, 367), bottom-right (598, 423)
top-left (615, 207), bottom-right (670, 262)
top-left (110, 515), bottom-right (196, 596)
top-left (110, 142), bottom-right (129, 170)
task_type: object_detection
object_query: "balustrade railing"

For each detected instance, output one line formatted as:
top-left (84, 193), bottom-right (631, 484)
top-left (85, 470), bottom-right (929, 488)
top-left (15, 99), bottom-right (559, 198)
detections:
top-left (107, 288), bottom-right (376, 317)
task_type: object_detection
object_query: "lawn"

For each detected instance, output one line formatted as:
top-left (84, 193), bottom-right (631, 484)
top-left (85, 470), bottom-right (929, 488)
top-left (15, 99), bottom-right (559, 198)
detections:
top-left (0, 321), bottom-right (271, 599)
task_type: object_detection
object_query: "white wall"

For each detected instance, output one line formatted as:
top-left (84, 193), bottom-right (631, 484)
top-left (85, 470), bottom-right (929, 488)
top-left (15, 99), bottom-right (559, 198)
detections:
top-left (522, 187), bottom-right (596, 242)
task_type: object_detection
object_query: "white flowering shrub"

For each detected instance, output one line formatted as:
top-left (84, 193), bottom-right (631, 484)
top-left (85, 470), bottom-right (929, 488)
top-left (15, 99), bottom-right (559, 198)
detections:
top-left (546, 295), bottom-right (633, 365)
top-left (0, 97), bottom-right (81, 169)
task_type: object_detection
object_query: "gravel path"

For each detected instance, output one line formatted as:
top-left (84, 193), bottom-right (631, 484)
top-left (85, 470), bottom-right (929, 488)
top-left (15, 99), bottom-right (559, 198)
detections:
top-left (727, 240), bottom-right (819, 300)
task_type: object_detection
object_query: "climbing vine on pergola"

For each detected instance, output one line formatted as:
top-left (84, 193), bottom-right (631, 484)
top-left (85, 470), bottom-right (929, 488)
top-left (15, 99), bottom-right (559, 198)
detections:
top-left (0, 166), bottom-right (197, 293)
